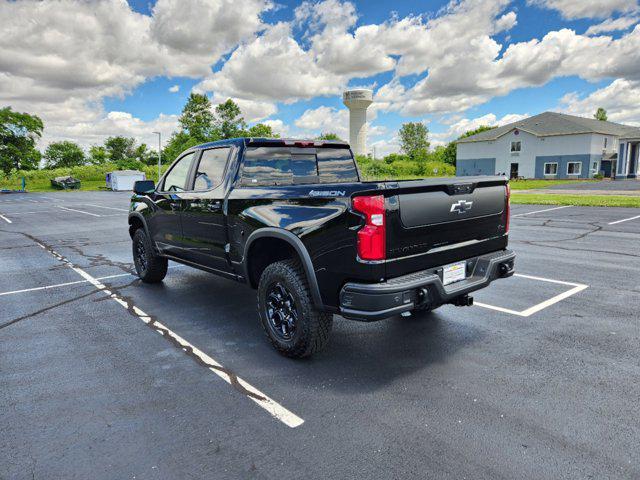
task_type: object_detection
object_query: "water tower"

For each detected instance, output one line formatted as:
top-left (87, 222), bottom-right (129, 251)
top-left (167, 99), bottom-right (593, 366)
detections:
top-left (343, 89), bottom-right (373, 156)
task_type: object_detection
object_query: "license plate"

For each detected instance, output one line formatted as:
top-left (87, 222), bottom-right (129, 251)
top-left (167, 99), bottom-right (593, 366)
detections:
top-left (443, 261), bottom-right (466, 285)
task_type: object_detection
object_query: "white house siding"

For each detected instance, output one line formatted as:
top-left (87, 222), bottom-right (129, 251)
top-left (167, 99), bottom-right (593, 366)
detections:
top-left (457, 131), bottom-right (605, 179)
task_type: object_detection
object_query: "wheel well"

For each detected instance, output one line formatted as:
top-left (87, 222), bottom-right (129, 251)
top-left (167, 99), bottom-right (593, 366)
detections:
top-left (128, 216), bottom-right (144, 239)
top-left (246, 237), bottom-right (298, 288)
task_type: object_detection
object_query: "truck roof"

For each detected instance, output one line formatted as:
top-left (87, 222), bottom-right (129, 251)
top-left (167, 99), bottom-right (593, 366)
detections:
top-left (191, 137), bottom-right (350, 150)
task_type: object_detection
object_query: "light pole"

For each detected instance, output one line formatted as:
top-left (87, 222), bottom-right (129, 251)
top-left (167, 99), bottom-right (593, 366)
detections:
top-left (152, 131), bottom-right (162, 181)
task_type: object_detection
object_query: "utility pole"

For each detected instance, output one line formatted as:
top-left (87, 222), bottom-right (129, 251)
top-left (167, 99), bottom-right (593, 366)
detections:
top-left (152, 131), bottom-right (162, 181)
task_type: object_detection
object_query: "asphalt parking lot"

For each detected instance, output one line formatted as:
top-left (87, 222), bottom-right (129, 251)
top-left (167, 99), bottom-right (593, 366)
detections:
top-left (1, 191), bottom-right (639, 479)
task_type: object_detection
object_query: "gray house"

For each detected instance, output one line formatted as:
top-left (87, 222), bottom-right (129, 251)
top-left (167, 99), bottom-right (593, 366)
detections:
top-left (456, 112), bottom-right (640, 179)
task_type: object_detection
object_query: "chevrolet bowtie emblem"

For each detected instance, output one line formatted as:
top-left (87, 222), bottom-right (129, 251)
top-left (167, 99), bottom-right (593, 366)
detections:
top-left (450, 200), bottom-right (473, 214)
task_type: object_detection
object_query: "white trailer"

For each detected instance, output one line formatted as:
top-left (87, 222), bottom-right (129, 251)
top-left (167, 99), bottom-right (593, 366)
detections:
top-left (106, 170), bottom-right (146, 191)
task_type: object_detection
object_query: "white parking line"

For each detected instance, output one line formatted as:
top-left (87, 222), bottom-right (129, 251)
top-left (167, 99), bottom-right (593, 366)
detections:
top-left (15, 243), bottom-right (304, 428)
top-left (84, 204), bottom-right (129, 212)
top-left (0, 265), bottom-right (184, 297)
top-left (608, 214), bottom-right (640, 225)
top-left (0, 214), bottom-right (11, 223)
top-left (57, 205), bottom-right (101, 217)
top-left (512, 205), bottom-right (572, 217)
top-left (474, 273), bottom-right (588, 317)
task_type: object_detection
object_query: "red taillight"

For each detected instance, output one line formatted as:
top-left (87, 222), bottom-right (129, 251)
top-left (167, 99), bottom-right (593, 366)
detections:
top-left (505, 183), bottom-right (511, 234)
top-left (352, 195), bottom-right (386, 261)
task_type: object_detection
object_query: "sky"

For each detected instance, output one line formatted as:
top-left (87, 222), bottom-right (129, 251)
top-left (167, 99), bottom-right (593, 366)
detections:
top-left (1, 0), bottom-right (639, 156)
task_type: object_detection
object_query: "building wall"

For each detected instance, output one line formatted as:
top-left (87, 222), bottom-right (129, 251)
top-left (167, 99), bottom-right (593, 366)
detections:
top-left (456, 158), bottom-right (495, 176)
top-left (534, 154), bottom-right (599, 179)
top-left (457, 131), bottom-right (610, 178)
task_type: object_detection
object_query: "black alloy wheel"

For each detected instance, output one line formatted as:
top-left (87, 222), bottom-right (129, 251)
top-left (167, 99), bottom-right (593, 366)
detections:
top-left (265, 282), bottom-right (298, 340)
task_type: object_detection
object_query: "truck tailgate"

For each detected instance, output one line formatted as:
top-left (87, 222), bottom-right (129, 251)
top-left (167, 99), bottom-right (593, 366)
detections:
top-left (383, 176), bottom-right (509, 278)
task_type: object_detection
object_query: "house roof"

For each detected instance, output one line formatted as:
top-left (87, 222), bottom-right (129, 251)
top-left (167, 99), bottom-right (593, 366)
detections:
top-left (457, 111), bottom-right (640, 143)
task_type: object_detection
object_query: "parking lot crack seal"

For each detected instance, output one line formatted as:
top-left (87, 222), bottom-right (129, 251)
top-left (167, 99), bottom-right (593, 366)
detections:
top-left (0, 289), bottom-right (99, 331)
top-left (1, 228), bottom-right (304, 427)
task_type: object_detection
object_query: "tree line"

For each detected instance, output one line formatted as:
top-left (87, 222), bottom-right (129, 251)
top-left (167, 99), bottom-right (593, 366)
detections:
top-left (1, 93), bottom-right (611, 178)
top-left (0, 95), bottom-right (279, 176)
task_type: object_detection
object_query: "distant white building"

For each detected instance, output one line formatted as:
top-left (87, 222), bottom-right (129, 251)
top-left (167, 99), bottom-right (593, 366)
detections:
top-left (456, 112), bottom-right (640, 179)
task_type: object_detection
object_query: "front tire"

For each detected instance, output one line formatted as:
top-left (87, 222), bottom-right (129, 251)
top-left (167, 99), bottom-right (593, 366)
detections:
top-left (257, 259), bottom-right (332, 358)
top-left (132, 228), bottom-right (168, 283)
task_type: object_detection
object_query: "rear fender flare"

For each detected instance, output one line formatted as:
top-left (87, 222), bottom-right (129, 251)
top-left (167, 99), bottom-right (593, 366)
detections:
top-left (243, 228), bottom-right (323, 309)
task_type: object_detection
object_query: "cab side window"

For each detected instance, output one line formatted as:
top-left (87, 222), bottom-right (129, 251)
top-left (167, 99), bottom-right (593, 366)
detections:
top-left (193, 148), bottom-right (231, 191)
top-left (162, 152), bottom-right (194, 192)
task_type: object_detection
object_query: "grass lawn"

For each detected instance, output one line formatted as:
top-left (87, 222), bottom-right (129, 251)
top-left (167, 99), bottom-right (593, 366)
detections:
top-left (509, 179), bottom-right (598, 190)
top-left (1, 179), bottom-right (107, 192)
top-left (511, 193), bottom-right (640, 208)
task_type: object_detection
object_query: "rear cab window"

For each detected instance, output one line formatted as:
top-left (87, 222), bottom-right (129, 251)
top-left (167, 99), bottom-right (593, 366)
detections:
top-left (192, 147), bottom-right (231, 191)
top-left (239, 146), bottom-right (358, 186)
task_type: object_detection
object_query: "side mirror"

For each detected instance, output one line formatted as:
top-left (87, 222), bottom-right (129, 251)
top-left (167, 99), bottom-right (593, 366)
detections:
top-left (133, 180), bottom-right (155, 194)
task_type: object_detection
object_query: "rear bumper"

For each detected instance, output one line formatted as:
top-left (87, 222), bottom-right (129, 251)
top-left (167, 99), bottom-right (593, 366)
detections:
top-left (339, 249), bottom-right (515, 321)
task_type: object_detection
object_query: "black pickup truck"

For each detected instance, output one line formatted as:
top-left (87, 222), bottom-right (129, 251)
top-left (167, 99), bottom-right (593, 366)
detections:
top-left (129, 138), bottom-right (514, 357)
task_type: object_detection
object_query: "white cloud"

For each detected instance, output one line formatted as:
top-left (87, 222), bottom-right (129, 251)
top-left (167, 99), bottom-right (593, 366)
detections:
top-left (196, 22), bottom-right (346, 103)
top-left (294, 106), bottom-right (349, 138)
top-left (169, 85), bottom-right (180, 93)
top-left (527, 0), bottom-right (638, 19)
top-left (43, 110), bottom-right (179, 150)
top-left (0, 0), bottom-right (270, 146)
top-left (560, 78), bottom-right (640, 125)
top-left (586, 15), bottom-right (639, 35)
top-left (431, 112), bottom-right (529, 143)
top-left (261, 119), bottom-right (290, 137)
top-left (151, 0), bottom-right (272, 67)
top-left (370, 137), bottom-right (400, 157)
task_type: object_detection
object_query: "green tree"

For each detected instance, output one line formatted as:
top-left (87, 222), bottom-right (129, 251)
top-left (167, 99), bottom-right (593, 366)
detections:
top-left (104, 136), bottom-right (136, 162)
top-left (43, 141), bottom-right (85, 169)
top-left (245, 123), bottom-right (278, 138)
top-left (0, 107), bottom-right (44, 174)
top-left (214, 99), bottom-right (247, 139)
top-left (316, 132), bottom-right (343, 141)
top-left (163, 131), bottom-right (202, 163)
top-left (594, 107), bottom-right (608, 121)
top-left (88, 145), bottom-right (108, 165)
top-left (133, 143), bottom-right (158, 165)
top-left (399, 122), bottom-right (430, 160)
top-left (179, 93), bottom-right (215, 141)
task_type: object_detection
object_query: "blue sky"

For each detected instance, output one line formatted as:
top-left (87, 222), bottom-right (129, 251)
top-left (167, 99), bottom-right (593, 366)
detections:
top-left (1, 0), bottom-right (639, 153)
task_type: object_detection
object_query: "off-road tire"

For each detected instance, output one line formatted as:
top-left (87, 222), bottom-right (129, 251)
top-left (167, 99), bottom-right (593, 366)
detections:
top-left (132, 228), bottom-right (168, 283)
top-left (257, 259), bottom-right (333, 358)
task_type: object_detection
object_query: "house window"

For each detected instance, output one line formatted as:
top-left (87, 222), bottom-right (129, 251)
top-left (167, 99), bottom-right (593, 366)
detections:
top-left (544, 162), bottom-right (558, 175)
top-left (567, 162), bottom-right (582, 175)
top-left (604, 137), bottom-right (608, 149)
top-left (592, 161), bottom-right (598, 172)
top-left (510, 141), bottom-right (521, 153)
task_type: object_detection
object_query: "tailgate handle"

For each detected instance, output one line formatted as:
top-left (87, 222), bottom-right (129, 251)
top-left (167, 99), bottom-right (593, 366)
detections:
top-left (447, 183), bottom-right (475, 195)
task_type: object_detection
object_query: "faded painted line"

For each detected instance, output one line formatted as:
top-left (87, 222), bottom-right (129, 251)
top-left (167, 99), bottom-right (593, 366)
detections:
top-left (475, 273), bottom-right (588, 317)
top-left (57, 205), bottom-right (101, 217)
top-left (84, 204), bottom-right (129, 212)
top-left (0, 210), bottom-right (59, 215)
top-left (23, 241), bottom-right (304, 428)
top-left (511, 205), bottom-right (572, 217)
top-left (0, 265), bottom-right (183, 297)
top-left (0, 214), bottom-right (11, 224)
top-left (608, 214), bottom-right (640, 225)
